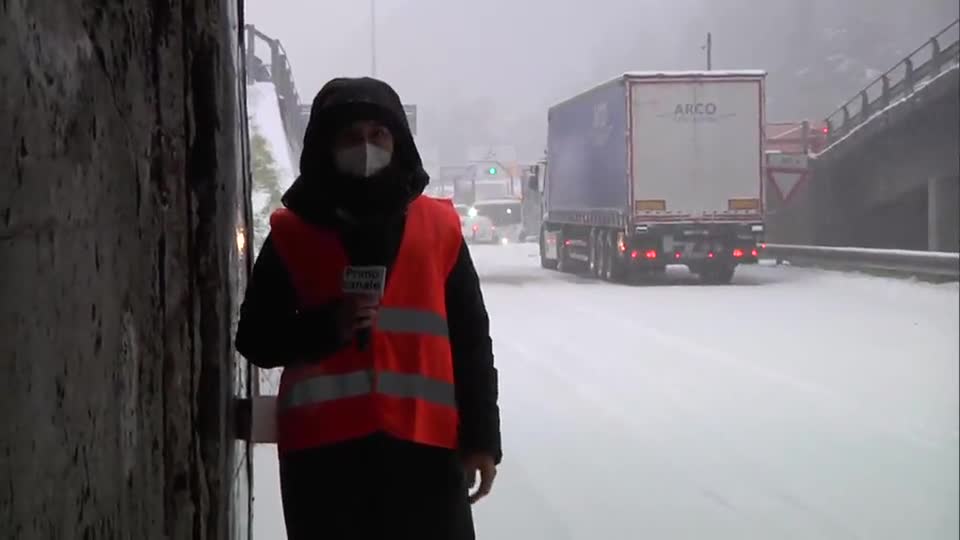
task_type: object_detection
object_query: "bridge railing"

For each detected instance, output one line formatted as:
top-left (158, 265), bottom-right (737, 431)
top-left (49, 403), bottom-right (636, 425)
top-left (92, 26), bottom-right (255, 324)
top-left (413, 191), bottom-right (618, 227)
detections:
top-left (824, 18), bottom-right (960, 144)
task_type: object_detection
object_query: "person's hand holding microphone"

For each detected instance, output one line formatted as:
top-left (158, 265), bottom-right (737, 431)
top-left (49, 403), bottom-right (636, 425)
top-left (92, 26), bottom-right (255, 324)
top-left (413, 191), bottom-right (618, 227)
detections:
top-left (340, 266), bottom-right (387, 349)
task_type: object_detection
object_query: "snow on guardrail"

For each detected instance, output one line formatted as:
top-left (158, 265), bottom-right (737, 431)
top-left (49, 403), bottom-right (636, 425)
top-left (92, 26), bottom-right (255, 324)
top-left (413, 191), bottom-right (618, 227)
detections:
top-left (764, 243), bottom-right (960, 280)
top-left (248, 81), bottom-right (297, 188)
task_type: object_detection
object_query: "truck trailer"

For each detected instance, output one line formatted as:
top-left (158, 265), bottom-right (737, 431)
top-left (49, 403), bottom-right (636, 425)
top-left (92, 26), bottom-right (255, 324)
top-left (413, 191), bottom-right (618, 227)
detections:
top-left (538, 70), bottom-right (767, 284)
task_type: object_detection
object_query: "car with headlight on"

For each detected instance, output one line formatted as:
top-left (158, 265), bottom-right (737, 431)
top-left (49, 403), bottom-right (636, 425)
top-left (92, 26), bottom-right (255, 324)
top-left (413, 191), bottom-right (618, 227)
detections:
top-left (455, 204), bottom-right (499, 244)
top-left (471, 198), bottom-right (523, 244)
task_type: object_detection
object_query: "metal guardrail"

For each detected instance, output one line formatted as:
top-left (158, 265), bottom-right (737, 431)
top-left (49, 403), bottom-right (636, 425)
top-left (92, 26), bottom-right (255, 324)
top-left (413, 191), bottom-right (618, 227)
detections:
top-left (244, 25), bottom-right (307, 144)
top-left (824, 19), bottom-right (960, 144)
top-left (764, 244), bottom-right (960, 280)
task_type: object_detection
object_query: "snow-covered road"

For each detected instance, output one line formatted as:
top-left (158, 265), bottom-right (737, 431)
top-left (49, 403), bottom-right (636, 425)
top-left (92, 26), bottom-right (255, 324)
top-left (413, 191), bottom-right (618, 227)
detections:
top-left (254, 242), bottom-right (959, 539)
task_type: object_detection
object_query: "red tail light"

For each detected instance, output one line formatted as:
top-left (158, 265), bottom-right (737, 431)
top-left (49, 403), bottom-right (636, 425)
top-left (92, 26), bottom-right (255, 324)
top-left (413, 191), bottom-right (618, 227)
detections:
top-left (674, 252), bottom-right (682, 260)
top-left (564, 239), bottom-right (572, 246)
top-left (751, 248), bottom-right (758, 257)
top-left (708, 252), bottom-right (715, 259)
top-left (630, 250), bottom-right (639, 259)
top-left (733, 249), bottom-right (744, 258)
top-left (645, 250), bottom-right (658, 260)
top-left (760, 243), bottom-right (767, 249)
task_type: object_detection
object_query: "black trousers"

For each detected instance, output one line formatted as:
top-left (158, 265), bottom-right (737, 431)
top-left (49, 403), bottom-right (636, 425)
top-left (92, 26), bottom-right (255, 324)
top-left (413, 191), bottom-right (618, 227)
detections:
top-left (279, 434), bottom-right (476, 540)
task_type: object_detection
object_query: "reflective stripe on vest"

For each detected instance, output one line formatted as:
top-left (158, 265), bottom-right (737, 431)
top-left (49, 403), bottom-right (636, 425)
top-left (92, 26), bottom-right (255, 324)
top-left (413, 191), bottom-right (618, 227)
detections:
top-left (280, 370), bottom-right (457, 410)
top-left (377, 307), bottom-right (448, 337)
top-left (279, 306), bottom-right (455, 411)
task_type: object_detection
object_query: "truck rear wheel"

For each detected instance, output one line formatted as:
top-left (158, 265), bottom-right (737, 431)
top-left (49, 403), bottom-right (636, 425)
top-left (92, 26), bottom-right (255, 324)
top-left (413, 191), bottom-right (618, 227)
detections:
top-left (632, 267), bottom-right (666, 284)
top-left (698, 264), bottom-right (736, 285)
top-left (595, 231), bottom-right (607, 279)
top-left (556, 233), bottom-right (572, 273)
top-left (588, 229), bottom-right (601, 278)
top-left (602, 232), bottom-right (622, 282)
top-left (539, 229), bottom-right (558, 270)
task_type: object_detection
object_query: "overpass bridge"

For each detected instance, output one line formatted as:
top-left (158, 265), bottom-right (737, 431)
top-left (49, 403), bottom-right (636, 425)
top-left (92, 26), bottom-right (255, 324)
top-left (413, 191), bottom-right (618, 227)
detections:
top-left (767, 19), bottom-right (960, 252)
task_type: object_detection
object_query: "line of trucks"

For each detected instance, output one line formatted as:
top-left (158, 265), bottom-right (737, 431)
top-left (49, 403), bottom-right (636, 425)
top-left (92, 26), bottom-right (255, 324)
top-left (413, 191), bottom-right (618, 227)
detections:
top-left (436, 69), bottom-right (817, 285)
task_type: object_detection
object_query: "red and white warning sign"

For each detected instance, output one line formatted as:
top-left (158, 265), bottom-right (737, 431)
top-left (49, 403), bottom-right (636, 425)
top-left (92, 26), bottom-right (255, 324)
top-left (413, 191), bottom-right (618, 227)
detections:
top-left (766, 152), bottom-right (809, 202)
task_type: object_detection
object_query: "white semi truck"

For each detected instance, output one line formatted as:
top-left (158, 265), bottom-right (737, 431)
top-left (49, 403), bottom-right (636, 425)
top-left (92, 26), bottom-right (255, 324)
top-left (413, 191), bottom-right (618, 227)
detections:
top-left (538, 70), bottom-right (767, 284)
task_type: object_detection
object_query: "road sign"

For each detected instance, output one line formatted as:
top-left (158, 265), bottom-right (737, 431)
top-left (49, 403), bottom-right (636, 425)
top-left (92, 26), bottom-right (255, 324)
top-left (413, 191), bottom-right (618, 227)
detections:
top-left (766, 152), bottom-right (809, 202)
top-left (403, 104), bottom-right (417, 135)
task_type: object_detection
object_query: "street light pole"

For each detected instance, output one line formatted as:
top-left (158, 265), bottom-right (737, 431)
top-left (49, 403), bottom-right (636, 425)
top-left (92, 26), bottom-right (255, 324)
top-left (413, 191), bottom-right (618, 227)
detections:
top-left (706, 32), bottom-right (712, 70)
top-left (370, 0), bottom-right (377, 77)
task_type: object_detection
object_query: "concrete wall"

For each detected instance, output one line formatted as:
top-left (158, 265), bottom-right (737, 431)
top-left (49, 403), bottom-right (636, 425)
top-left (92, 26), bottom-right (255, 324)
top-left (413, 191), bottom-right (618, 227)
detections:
top-left (929, 175), bottom-right (960, 252)
top-left (767, 68), bottom-right (959, 250)
top-left (0, 1), bottom-right (253, 539)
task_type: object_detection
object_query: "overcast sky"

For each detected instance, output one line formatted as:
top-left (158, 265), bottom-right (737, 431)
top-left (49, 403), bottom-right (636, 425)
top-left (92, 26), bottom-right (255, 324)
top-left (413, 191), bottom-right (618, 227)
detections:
top-left (245, 0), bottom-right (958, 162)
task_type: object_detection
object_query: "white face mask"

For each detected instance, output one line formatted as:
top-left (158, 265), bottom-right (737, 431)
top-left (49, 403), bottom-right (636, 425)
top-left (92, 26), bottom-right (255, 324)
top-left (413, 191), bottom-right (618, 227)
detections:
top-left (334, 143), bottom-right (393, 178)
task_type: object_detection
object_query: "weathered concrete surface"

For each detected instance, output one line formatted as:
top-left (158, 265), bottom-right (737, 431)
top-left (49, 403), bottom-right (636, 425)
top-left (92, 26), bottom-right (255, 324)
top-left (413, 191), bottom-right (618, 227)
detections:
top-left (767, 66), bottom-right (959, 250)
top-left (0, 1), bottom-right (253, 539)
top-left (929, 175), bottom-right (960, 252)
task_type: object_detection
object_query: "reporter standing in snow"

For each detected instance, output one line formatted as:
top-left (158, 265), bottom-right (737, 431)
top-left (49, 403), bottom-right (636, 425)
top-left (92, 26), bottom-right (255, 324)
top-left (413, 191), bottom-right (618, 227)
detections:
top-left (235, 77), bottom-right (501, 540)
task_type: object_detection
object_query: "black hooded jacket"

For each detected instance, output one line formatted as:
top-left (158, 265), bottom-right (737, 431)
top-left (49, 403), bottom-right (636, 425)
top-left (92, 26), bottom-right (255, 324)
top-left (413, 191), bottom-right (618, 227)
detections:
top-left (235, 78), bottom-right (501, 463)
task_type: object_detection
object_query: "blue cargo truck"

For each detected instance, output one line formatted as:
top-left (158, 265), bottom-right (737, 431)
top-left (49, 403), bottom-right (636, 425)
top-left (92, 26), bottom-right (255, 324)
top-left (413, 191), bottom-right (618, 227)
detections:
top-left (537, 71), bottom-right (767, 284)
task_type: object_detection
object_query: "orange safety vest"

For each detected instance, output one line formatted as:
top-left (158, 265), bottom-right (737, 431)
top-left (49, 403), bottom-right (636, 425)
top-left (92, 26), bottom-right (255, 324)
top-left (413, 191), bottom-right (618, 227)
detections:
top-left (269, 196), bottom-right (463, 456)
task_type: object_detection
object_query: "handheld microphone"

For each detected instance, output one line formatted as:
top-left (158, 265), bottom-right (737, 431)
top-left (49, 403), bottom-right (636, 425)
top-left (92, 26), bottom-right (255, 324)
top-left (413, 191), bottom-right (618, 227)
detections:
top-left (342, 265), bottom-right (387, 351)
